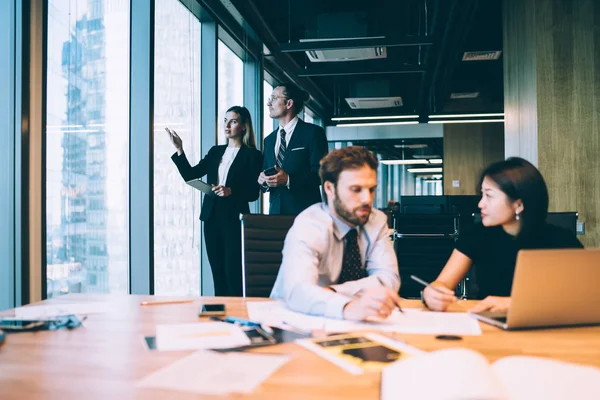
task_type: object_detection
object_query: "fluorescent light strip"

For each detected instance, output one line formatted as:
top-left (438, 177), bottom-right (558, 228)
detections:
top-left (337, 121), bottom-right (419, 128)
top-left (407, 167), bottom-right (443, 173)
top-left (429, 119), bottom-right (504, 124)
top-left (332, 115), bottom-right (418, 121)
top-left (429, 113), bottom-right (504, 118)
top-left (428, 159), bottom-right (443, 164)
top-left (381, 159), bottom-right (429, 165)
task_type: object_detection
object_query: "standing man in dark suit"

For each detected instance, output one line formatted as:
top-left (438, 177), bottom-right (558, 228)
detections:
top-left (258, 83), bottom-right (329, 215)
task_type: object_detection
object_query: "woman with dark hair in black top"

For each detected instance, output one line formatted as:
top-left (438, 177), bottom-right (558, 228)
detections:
top-left (423, 157), bottom-right (583, 313)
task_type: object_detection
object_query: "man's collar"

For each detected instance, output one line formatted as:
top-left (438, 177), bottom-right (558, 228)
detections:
top-left (280, 116), bottom-right (299, 133)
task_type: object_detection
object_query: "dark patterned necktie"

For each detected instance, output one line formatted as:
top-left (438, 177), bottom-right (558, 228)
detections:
top-left (338, 229), bottom-right (366, 284)
top-left (276, 128), bottom-right (286, 169)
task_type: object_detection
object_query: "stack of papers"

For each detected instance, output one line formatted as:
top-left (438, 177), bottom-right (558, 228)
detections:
top-left (155, 322), bottom-right (251, 351)
top-left (247, 301), bottom-right (481, 336)
top-left (136, 350), bottom-right (290, 395)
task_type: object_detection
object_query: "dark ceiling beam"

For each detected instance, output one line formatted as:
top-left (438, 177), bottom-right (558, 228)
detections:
top-left (297, 64), bottom-right (425, 77)
top-left (416, 0), bottom-right (479, 121)
top-left (226, 0), bottom-right (333, 116)
top-left (279, 36), bottom-right (433, 52)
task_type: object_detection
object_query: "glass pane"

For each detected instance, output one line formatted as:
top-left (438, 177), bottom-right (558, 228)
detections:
top-left (262, 80), bottom-right (273, 214)
top-left (46, 0), bottom-right (130, 297)
top-left (217, 41), bottom-right (244, 145)
top-left (304, 108), bottom-right (314, 124)
top-left (154, 0), bottom-right (201, 296)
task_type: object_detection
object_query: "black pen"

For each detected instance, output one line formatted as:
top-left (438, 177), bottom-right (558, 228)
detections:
top-left (410, 275), bottom-right (458, 300)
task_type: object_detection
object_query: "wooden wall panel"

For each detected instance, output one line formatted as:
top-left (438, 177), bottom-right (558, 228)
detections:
top-left (536, 0), bottom-right (600, 247)
top-left (504, 0), bottom-right (600, 247)
top-left (443, 123), bottom-right (505, 195)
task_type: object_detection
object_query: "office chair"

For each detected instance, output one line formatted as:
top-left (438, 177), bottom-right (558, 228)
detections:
top-left (240, 214), bottom-right (296, 298)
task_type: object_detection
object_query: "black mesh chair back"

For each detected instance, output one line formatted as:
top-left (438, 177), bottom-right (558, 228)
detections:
top-left (240, 214), bottom-right (296, 298)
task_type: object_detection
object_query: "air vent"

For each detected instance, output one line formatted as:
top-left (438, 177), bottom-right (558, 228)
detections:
top-left (462, 51), bottom-right (502, 61)
top-left (345, 96), bottom-right (402, 109)
top-left (305, 46), bottom-right (387, 63)
top-left (450, 92), bottom-right (479, 99)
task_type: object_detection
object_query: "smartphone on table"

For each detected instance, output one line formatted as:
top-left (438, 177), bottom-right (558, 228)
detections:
top-left (198, 304), bottom-right (226, 317)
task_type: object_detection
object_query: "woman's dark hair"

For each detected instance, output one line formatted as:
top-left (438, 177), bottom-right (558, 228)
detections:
top-left (479, 157), bottom-right (549, 240)
top-left (226, 105), bottom-right (257, 148)
top-left (277, 83), bottom-right (310, 115)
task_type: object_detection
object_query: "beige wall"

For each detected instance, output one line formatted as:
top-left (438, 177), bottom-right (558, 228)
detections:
top-left (504, 0), bottom-right (600, 247)
top-left (443, 123), bottom-right (505, 195)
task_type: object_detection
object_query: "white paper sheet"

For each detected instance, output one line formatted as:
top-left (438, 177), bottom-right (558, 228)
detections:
top-left (155, 322), bottom-right (251, 351)
top-left (136, 350), bottom-right (290, 395)
top-left (247, 301), bottom-right (481, 336)
top-left (14, 302), bottom-right (112, 319)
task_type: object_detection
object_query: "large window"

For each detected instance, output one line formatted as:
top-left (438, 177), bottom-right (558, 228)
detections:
top-left (217, 40), bottom-right (243, 144)
top-left (153, 0), bottom-right (201, 296)
top-left (46, 0), bottom-right (130, 297)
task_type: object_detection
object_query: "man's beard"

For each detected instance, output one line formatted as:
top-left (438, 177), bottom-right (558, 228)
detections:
top-left (333, 192), bottom-right (371, 226)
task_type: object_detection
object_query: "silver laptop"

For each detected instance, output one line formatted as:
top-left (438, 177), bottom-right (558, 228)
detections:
top-left (472, 249), bottom-right (600, 330)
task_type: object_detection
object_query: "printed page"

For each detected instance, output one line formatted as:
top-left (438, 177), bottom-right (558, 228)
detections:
top-left (327, 309), bottom-right (482, 336)
top-left (492, 356), bottom-right (600, 400)
top-left (381, 348), bottom-right (507, 400)
top-left (155, 322), bottom-right (251, 351)
top-left (136, 350), bottom-right (290, 395)
top-left (246, 301), bottom-right (482, 336)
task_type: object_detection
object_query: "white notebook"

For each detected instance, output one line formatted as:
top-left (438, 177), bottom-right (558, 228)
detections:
top-left (381, 348), bottom-right (600, 400)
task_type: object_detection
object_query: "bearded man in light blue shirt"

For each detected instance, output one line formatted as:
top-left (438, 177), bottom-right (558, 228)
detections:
top-left (270, 146), bottom-right (401, 321)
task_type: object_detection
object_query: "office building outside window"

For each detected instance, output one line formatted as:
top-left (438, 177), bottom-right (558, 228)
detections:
top-left (217, 40), bottom-right (243, 145)
top-left (153, 0), bottom-right (202, 296)
top-left (46, 0), bottom-right (130, 297)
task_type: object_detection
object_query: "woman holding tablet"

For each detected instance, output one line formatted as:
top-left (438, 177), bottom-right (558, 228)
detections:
top-left (422, 157), bottom-right (583, 313)
top-left (167, 106), bottom-right (263, 296)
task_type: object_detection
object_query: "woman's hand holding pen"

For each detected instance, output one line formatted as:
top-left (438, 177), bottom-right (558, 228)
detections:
top-left (165, 127), bottom-right (183, 156)
top-left (423, 283), bottom-right (457, 312)
top-left (212, 185), bottom-right (231, 197)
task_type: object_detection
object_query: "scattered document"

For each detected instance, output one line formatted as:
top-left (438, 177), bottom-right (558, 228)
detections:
top-left (14, 302), bottom-right (112, 319)
top-left (247, 301), bottom-right (481, 336)
top-left (155, 322), bottom-right (251, 351)
top-left (296, 332), bottom-right (423, 375)
top-left (381, 348), bottom-right (600, 400)
top-left (136, 350), bottom-right (290, 395)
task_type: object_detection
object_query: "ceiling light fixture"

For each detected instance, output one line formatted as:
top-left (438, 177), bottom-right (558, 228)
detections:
top-left (429, 119), bottom-right (504, 124)
top-left (407, 167), bottom-right (443, 173)
top-left (381, 160), bottom-right (429, 165)
top-left (331, 115), bottom-right (418, 121)
top-left (336, 121), bottom-right (419, 128)
top-left (429, 113), bottom-right (504, 118)
top-left (428, 159), bottom-right (443, 164)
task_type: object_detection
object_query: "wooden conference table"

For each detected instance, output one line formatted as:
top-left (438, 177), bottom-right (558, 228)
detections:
top-left (1, 294), bottom-right (600, 400)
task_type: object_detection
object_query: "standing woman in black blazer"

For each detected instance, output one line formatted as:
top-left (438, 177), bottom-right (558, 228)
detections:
top-left (166, 106), bottom-right (263, 296)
